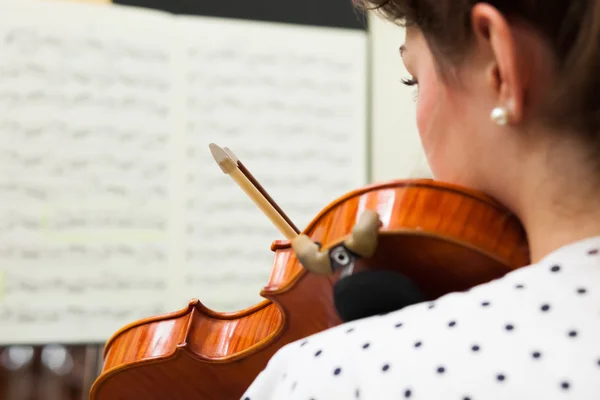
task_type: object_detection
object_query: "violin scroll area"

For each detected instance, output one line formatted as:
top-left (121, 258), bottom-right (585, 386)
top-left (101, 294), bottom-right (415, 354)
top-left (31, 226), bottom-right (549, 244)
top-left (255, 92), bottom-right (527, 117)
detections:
top-left (291, 210), bottom-right (382, 276)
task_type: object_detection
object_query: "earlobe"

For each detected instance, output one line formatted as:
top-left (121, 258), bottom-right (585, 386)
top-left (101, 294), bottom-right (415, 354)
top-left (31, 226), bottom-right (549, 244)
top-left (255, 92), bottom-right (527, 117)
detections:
top-left (490, 106), bottom-right (509, 126)
top-left (489, 65), bottom-right (518, 126)
top-left (471, 3), bottom-right (525, 124)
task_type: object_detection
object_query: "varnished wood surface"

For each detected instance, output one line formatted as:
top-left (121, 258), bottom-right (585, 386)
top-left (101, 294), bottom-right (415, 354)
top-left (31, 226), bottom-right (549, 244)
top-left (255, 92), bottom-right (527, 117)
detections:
top-left (91, 179), bottom-right (530, 400)
top-left (91, 261), bottom-right (340, 399)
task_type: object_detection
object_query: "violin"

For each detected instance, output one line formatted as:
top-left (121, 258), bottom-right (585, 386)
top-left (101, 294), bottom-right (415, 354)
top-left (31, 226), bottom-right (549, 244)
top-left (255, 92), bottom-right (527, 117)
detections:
top-left (90, 144), bottom-right (530, 400)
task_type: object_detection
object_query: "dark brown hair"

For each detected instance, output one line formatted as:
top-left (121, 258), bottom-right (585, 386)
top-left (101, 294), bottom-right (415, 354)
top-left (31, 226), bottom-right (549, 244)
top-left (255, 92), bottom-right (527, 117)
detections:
top-left (353, 0), bottom-right (600, 144)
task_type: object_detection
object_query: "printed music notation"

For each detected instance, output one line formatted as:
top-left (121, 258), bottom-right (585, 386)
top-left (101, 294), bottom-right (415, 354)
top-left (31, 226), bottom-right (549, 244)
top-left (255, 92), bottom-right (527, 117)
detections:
top-left (187, 74), bottom-right (353, 96)
top-left (187, 122), bottom-right (350, 144)
top-left (184, 221), bottom-right (279, 237)
top-left (0, 2), bottom-right (175, 343)
top-left (185, 200), bottom-right (327, 219)
top-left (178, 18), bottom-right (367, 311)
top-left (186, 95), bottom-right (353, 119)
top-left (0, 91), bottom-right (168, 115)
top-left (0, 304), bottom-right (167, 325)
top-left (0, 1), bottom-right (367, 343)
top-left (220, 149), bottom-right (351, 165)
top-left (185, 247), bottom-right (276, 264)
top-left (196, 175), bottom-right (354, 192)
top-left (0, 243), bottom-right (167, 263)
top-left (184, 271), bottom-right (268, 285)
top-left (0, 177), bottom-right (168, 200)
top-left (3, 274), bottom-right (166, 296)
top-left (3, 26), bottom-right (168, 62)
top-left (0, 301), bottom-right (169, 344)
top-left (0, 61), bottom-right (170, 92)
top-left (0, 214), bottom-right (166, 233)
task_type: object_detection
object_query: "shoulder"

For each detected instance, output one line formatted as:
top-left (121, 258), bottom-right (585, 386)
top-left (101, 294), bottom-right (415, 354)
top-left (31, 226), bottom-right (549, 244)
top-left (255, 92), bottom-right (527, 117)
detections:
top-left (243, 240), bottom-right (600, 399)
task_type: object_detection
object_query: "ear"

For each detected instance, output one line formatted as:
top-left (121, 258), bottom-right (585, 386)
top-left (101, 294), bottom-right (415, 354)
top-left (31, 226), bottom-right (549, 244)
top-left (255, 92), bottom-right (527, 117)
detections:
top-left (471, 4), bottom-right (526, 124)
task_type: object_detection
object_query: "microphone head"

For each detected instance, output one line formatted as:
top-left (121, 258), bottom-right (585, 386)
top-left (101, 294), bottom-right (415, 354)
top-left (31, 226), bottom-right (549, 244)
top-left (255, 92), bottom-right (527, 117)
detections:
top-left (333, 269), bottom-right (426, 323)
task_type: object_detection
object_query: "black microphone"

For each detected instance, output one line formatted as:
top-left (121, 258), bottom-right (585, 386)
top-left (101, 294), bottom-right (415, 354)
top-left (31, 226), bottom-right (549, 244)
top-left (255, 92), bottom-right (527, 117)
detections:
top-left (333, 269), bottom-right (426, 323)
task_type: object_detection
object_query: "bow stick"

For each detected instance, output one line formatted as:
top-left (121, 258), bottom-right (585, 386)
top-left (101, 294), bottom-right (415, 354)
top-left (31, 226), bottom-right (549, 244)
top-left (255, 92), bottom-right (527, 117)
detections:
top-left (221, 146), bottom-right (300, 234)
top-left (209, 143), bottom-right (298, 240)
top-left (208, 142), bottom-right (381, 276)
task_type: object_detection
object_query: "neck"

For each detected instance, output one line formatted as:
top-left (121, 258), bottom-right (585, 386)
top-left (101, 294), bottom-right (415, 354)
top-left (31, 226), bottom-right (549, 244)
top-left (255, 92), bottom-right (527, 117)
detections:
top-left (508, 137), bottom-right (600, 264)
top-left (522, 203), bottom-right (600, 263)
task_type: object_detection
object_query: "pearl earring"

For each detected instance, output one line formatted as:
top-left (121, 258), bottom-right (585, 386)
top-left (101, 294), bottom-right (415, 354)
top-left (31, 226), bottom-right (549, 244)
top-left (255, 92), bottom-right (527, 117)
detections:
top-left (490, 106), bottom-right (509, 126)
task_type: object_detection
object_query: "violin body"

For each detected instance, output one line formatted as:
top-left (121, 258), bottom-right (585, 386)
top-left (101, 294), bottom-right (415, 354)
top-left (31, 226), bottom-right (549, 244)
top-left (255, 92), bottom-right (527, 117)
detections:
top-left (90, 179), bottom-right (530, 400)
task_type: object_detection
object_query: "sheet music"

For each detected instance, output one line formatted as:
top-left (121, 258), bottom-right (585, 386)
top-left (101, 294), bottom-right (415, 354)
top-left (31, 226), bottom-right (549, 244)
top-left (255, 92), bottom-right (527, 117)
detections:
top-left (177, 18), bottom-right (367, 311)
top-left (0, 1), bottom-right (176, 343)
top-left (0, 1), bottom-right (368, 344)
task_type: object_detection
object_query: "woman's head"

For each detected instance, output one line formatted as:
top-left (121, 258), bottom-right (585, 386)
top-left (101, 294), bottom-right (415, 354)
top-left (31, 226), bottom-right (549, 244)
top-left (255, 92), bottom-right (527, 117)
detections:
top-left (354, 0), bottom-right (600, 212)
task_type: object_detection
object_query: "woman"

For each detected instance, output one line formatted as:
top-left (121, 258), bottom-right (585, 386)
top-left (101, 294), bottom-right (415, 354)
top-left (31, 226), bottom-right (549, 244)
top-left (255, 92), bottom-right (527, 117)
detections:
top-left (241, 1), bottom-right (600, 398)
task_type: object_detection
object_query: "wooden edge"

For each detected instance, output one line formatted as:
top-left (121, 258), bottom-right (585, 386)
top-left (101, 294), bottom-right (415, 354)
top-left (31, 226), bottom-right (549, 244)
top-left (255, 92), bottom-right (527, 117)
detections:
top-left (270, 178), bottom-right (521, 254)
top-left (90, 348), bottom-right (186, 399)
top-left (101, 298), bottom-right (275, 359)
top-left (188, 297), bottom-right (274, 321)
top-left (270, 179), bottom-right (515, 251)
top-left (101, 300), bottom-right (199, 358)
top-left (299, 179), bottom-right (514, 236)
top-left (91, 305), bottom-right (288, 400)
top-left (262, 229), bottom-right (530, 297)
top-left (178, 303), bottom-right (287, 364)
top-left (271, 239), bottom-right (292, 251)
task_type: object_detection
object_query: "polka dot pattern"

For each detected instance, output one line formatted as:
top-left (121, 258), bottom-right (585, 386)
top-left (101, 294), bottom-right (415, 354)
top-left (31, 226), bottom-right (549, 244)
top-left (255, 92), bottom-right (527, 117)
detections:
top-left (240, 237), bottom-right (600, 400)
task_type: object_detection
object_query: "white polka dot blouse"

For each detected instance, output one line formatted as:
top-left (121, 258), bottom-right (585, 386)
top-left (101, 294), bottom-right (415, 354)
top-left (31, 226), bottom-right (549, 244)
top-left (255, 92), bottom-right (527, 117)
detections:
top-left (240, 236), bottom-right (600, 400)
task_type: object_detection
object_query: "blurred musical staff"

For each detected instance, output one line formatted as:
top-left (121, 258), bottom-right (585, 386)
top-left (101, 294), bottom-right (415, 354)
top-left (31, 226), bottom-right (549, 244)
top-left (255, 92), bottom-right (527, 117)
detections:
top-left (0, 1), bottom-right (367, 399)
top-left (0, 0), bottom-right (366, 353)
top-left (0, 1), bottom-right (174, 344)
top-left (179, 17), bottom-right (367, 311)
